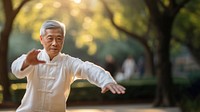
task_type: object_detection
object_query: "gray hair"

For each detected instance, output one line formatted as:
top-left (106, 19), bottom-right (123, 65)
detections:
top-left (40, 20), bottom-right (66, 37)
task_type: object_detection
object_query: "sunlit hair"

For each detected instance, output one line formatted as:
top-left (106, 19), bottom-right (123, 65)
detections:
top-left (40, 20), bottom-right (66, 37)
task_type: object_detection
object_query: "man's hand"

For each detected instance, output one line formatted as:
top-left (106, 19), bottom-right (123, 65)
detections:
top-left (21, 49), bottom-right (46, 70)
top-left (101, 83), bottom-right (126, 94)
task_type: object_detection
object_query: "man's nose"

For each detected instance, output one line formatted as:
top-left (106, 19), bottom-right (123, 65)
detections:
top-left (52, 39), bottom-right (58, 46)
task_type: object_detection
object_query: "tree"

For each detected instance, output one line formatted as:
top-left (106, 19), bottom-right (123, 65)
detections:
top-left (144, 0), bottom-right (191, 106)
top-left (0, 0), bottom-right (31, 102)
top-left (100, 0), bottom-right (155, 76)
top-left (173, 0), bottom-right (200, 65)
top-left (101, 0), bottom-right (191, 106)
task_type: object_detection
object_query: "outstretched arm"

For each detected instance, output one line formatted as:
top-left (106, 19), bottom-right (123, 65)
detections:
top-left (70, 60), bottom-right (126, 94)
top-left (101, 83), bottom-right (126, 94)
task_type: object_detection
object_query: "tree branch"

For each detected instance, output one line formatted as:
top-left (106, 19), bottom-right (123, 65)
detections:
top-left (2, 0), bottom-right (13, 19)
top-left (169, 0), bottom-right (177, 9)
top-left (158, 0), bottom-right (168, 10)
top-left (172, 0), bottom-right (190, 17)
top-left (100, 0), bottom-right (114, 22)
top-left (13, 0), bottom-right (31, 18)
top-left (100, 0), bottom-right (146, 44)
top-left (143, 18), bottom-right (152, 40)
top-left (144, 0), bottom-right (161, 17)
top-left (144, 0), bottom-right (162, 29)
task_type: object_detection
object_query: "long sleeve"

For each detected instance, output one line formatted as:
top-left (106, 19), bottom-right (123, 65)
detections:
top-left (11, 54), bottom-right (34, 79)
top-left (69, 58), bottom-right (116, 88)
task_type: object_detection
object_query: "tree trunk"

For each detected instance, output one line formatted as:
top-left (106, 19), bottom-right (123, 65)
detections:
top-left (143, 43), bottom-right (155, 76)
top-left (153, 16), bottom-right (176, 106)
top-left (143, 0), bottom-right (181, 106)
top-left (0, 22), bottom-right (13, 102)
top-left (154, 37), bottom-right (175, 106)
top-left (0, 0), bottom-right (30, 102)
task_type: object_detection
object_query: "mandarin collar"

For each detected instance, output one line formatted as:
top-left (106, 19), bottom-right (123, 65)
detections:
top-left (41, 49), bottom-right (61, 63)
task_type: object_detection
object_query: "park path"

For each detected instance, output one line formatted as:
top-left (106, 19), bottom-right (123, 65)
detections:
top-left (0, 104), bottom-right (182, 112)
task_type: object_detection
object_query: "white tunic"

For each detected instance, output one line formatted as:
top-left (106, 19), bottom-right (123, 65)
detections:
top-left (11, 49), bottom-right (116, 112)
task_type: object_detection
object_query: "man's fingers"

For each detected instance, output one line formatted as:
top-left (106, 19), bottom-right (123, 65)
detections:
top-left (32, 50), bottom-right (41, 56)
top-left (102, 83), bottom-right (126, 94)
top-left (109, 86), bottom-right (116, 94)
top-left (112, 85), bottom-right (125, 94)
top-left (117, 85), bottom-right (126, 94)
top-left (118, 85), bottom-right (126, 91)
top-left (28, 49), bottom-right (41, 56)
top-left (113, 85), bottom-right (121, 94)
top-left (26, 49), bottom-right (46, 65)
top-left (101, 88), bottom-right (107, 94)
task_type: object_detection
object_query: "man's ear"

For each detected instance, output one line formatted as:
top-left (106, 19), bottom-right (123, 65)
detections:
top-left (40, 35), bottom-right (43, 44)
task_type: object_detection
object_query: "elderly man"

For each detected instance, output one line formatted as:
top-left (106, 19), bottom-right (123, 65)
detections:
top-left (11, 20), bottom-right (125, 112)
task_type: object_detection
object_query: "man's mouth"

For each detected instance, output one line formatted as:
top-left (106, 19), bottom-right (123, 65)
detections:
top-left (50, 48), bottom-right (58, 51)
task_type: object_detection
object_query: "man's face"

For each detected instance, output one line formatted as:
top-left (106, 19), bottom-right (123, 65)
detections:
top-left (40, 28), bottom-right (64, 60)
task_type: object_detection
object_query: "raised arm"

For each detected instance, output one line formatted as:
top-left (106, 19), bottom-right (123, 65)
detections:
top-left (11, 49), bottom-right (46, 79)
top-left (21, 49), bottom-right (46, 70)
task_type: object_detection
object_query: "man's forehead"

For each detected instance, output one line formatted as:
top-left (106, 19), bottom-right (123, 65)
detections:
top-left (45, 28), bottom-right (62, 32)
top-left (45, 29), bottom-right (63, 35)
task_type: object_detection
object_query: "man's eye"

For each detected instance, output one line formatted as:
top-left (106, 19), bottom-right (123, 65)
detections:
top-left (57, 38), bottom-right (63, 41)
top-left (47, 37), bottom-right (53, 40)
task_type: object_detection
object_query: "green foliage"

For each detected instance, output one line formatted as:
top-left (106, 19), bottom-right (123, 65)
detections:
top-left (6, 0), bottom-right (147, 61)
top-left (178, 70), bottom-right (200, 112)
top-left (173, 0), bottom-right (200, 47)
top-left (14, 0), bottom-right (70, 40)
top-left (170, 40), bottom-right (182, 57)
top-left (103, 0), bottom-right (148, 35)
top-left (96, 37), bottom-right (144, 65)
top-left (8, 31), bottom-right (41, 67)
top-left (116, 0), bottom-right (148, 35)
top-left (180, 96), bottom-right (200, 112)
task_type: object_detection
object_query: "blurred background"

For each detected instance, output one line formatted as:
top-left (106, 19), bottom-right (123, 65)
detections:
top-left (0, 0), bottom-right (200, 112)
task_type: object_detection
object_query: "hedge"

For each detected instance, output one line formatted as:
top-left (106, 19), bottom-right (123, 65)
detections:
top-left (10, 77), bottom-right (189, 104)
